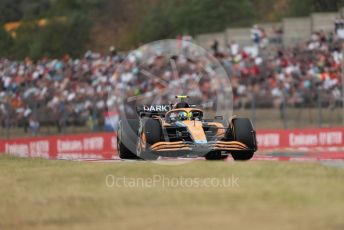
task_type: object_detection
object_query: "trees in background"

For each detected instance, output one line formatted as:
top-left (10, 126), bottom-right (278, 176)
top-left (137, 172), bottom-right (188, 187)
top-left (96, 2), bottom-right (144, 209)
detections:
top-left (0, 0), bottom-right (94, 59)
top-left (11, 13), bottom-right (90, 59)
top-left (289, 0), bottom-right (342, 16)
top-left (135, 0), bottom-right (344, 44)
top-left (0, 0), bottom-right (343, 59)
top-left (0, 26), bottom-right (14, 57)
top-left (133, 0), bottom-right (255, 43)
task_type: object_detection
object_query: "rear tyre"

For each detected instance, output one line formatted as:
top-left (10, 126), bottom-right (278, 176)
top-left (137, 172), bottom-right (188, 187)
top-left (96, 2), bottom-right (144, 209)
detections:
top-left (205, 151), bottom-right (228, 160)
top-left (138, 118), bottom-right (161, 160)
top-left (230, 118), bottom-right (256, 161)
top-left (117, 119), bottom-right (140, 160)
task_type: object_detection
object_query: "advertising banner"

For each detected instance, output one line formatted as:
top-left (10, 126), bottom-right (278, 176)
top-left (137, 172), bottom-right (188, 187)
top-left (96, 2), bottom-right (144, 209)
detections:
top-left (1, 127), bottom-right (343, 159)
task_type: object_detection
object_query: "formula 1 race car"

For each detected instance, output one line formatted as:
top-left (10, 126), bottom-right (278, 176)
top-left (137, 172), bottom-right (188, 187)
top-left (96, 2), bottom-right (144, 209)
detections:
top-left (117, 96), bottom-right (257, 160)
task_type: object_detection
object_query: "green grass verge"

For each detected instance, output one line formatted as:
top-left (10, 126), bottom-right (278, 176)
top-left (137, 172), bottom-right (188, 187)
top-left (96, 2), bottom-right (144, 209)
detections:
top-left (0, 155), bottom-right (344, 230)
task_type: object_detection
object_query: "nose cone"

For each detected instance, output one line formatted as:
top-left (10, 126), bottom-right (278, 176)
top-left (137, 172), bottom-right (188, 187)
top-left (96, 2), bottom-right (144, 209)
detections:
top-left (182, 120), bottom-right (207, 144)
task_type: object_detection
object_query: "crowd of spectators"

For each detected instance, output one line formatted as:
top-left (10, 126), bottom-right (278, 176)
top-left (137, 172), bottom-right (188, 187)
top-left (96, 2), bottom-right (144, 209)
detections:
top-left (0, 30), bottom-right (343, 134)
top-left (0, 50), bottom-right (124, 133)
top-left (227, 30), bottom-right (343, 109)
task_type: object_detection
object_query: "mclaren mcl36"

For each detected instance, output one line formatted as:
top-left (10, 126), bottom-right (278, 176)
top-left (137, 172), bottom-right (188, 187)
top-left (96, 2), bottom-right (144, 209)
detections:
top-left (117, 96), bottom-right (257, 160)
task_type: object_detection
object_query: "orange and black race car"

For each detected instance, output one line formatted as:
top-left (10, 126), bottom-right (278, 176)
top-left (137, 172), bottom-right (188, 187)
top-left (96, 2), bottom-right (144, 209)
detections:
top-left (117, 96), bottom-right (257, 160)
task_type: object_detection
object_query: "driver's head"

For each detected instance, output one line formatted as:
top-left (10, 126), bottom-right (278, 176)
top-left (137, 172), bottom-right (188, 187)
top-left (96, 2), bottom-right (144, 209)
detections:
top-left (178, 111), bottom-right (188, 121)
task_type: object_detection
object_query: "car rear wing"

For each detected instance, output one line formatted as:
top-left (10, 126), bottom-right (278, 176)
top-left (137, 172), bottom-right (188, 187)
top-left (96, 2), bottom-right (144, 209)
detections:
top-left (136, 104), bottom-right (172, 117)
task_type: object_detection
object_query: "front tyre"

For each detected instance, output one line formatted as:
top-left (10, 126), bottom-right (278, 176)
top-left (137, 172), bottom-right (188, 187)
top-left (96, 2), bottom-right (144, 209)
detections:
top-left (137, 118), bottom-right (161, 160)
top-left (231, 151), bottom-right (254, 161)
top-left (136, 138), bottom-right (159, 160)
top-left (230, 118), bottom-right (256, 161)
top-left (205, 151), bottom-right (228, 160)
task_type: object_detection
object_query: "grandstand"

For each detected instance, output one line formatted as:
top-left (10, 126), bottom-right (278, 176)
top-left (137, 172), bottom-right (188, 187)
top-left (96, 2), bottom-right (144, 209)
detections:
top-left (1, 25), bottom-right (343, 137)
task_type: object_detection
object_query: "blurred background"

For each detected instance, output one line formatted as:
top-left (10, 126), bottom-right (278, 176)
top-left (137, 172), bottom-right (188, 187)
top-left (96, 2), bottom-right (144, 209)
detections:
top-left (1, 0), bottom-right (344, 138)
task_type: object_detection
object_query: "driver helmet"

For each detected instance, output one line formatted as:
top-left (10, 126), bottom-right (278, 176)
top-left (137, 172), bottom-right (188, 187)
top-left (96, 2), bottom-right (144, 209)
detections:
top-left (178, 111), bottom-right (188, 121)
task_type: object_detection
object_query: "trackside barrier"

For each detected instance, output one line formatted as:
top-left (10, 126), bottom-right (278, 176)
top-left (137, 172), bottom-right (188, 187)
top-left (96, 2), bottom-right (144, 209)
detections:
top-left (0, 133), bottom-right (117, 159)
top-left (0, 127), bottom-right (343, 159)
top-left (257, 127), bottom-right (344, 149)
